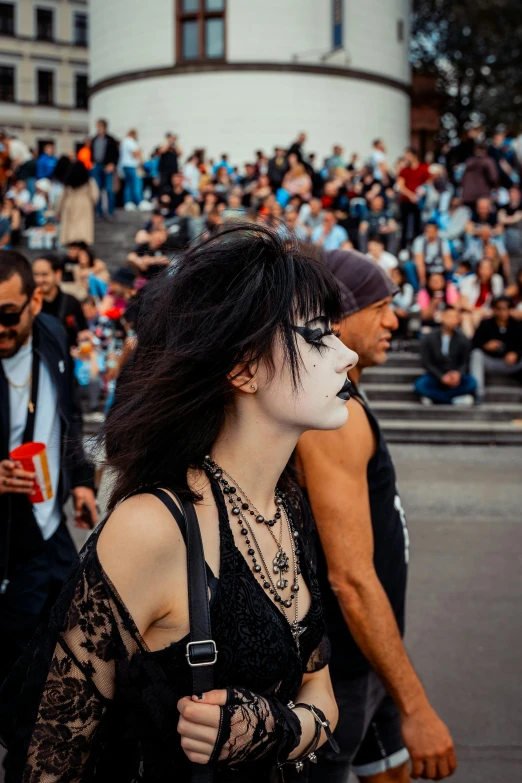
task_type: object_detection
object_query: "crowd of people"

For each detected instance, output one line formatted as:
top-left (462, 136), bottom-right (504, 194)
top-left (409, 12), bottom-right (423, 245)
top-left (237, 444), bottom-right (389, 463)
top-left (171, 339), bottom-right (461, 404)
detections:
top-left (1, 122), bottom-right (522, 407)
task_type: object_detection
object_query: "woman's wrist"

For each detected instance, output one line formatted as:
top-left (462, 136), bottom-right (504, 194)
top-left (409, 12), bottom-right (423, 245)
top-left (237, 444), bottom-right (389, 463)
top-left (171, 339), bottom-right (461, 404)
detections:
top-left (287, 707), bottom-right (316, 760)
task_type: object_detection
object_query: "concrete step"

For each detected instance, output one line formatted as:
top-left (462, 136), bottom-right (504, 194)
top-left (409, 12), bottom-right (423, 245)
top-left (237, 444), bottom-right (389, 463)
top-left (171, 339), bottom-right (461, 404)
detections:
top-left (385, 352), bottom-right (422, 367)
top-left (373, 401), bottom-right (522, 422)
top-left (364, 365), bottom-right (522, 388)
top-left (364, 366), bottom-right (423, 384)
top-left (381, 418), bottom-right (522, 445)
top-left (362, 383), bottom-right (522, 403)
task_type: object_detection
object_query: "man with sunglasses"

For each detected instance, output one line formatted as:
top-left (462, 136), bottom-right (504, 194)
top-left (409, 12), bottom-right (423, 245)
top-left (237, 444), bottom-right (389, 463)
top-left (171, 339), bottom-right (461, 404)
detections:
top-left (0, 250), bottom-right (96, 687)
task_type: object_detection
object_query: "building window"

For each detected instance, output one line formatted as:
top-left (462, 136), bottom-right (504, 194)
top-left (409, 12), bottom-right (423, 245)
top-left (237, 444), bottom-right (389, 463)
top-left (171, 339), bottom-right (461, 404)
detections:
top-left (36, 7), bottom-right (54, 41)
top-left (397, 19), bottom-right (404, 43)
top-left (74, 12), bottom-right (88, 46)
top-left (75, 73), bottom-right (88, 108)
top-left (0, 3), bottom-right (15, 36)
top-left (0, 65), bottom-right (15, 101)
top-left (177, 0), bottom-right (226, 62)
top-left (37, 69), bottom-right (54, 105)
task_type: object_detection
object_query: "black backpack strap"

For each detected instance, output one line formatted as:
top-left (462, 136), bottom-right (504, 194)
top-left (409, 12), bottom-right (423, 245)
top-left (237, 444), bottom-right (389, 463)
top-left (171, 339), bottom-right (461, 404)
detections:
top-left (152, 488), bottom-right (218, 591)
top-left (149, 487), bottom-right (215, 783)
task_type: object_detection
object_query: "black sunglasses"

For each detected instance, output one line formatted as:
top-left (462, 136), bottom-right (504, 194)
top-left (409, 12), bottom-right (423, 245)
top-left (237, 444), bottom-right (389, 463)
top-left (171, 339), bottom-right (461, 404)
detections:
top-left (0, 298), bottom-right (30, 327)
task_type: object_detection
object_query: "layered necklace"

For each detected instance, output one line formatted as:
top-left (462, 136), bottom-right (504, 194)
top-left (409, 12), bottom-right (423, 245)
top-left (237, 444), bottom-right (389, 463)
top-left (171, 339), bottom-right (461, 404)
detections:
top-left (203, 456), bottom-right (307, 651)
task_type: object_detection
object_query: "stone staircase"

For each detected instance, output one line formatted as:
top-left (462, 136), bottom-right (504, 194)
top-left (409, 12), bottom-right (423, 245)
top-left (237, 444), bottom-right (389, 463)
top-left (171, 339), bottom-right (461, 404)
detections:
top-left (362, 352), bottom-right (522, 445)
top-left (20, 211), bottom-right (522, 445)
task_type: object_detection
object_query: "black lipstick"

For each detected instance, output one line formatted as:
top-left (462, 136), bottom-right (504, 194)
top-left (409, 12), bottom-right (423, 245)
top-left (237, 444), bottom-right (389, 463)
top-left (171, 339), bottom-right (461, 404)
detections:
top-left (336, 379), bottom-right (352, 401)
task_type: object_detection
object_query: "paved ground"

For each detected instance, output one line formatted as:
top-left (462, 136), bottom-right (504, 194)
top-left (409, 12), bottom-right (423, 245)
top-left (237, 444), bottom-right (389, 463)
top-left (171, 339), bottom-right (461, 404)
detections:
top-left (2, 445), bottom-right (521, 781)
top-left (384, 445), bottom-right (522, 783)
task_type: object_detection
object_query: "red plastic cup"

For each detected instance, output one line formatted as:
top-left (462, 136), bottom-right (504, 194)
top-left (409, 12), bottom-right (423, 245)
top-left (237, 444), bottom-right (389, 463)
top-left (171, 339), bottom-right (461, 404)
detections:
top-left (9, 442), bottom-right (53, 504)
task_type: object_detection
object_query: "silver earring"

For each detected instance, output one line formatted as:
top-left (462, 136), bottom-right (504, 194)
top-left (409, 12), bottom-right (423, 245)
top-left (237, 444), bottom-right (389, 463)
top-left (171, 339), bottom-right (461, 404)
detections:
top-left (250, 385), bottom-right (256, 390)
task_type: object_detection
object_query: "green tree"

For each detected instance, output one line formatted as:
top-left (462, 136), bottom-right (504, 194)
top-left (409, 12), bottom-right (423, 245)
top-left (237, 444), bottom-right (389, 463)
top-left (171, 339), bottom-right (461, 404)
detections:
top-left (411, 0), bottom-right (522, 137)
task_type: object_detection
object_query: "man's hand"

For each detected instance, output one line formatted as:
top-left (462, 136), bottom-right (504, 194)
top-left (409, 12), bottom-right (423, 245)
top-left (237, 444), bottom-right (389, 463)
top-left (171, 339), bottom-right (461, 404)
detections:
top-left (442, 371), bottom-right (461, 388)
top-left (401, 702), bottom-right (457, 779)
top-left (72, 486), bottom-right (98, 529)
top-left (441, 372), bottom-right (460, 388)
top-left (505, 351), bottom-right (519, 366)
top-left (483, 339), bottom-right (503, 353)
top-left (0, 460), bottom-right (36, 496)
top-left (104, 163), bottom-right (115, 173)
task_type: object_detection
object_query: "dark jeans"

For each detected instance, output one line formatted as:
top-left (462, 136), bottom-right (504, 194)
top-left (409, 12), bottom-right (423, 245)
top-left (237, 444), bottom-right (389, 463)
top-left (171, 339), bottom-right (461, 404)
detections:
top-left (0, 520), bottom-right (77, 687)
top-left (414, 373), bottom-right (476, 403)
top-left (400, 200), bottom-right (422, 249)
top-left (91, 164), bottom-right (115, 216)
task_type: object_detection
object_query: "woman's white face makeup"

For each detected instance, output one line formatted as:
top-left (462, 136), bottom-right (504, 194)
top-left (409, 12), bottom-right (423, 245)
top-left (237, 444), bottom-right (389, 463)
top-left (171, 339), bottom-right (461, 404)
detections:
top-left (255, 316), bottom-right (358, 434)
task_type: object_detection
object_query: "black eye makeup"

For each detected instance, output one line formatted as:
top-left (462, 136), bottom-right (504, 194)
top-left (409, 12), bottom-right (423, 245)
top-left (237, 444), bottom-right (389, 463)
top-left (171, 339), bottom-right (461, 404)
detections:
top-left (292, 321), bottom-right (339, 351)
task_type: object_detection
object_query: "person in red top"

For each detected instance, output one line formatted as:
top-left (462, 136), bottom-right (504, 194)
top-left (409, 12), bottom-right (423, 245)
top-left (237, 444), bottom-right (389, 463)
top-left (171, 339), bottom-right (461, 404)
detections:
top-left (397, 147), bottom-right (430, 249)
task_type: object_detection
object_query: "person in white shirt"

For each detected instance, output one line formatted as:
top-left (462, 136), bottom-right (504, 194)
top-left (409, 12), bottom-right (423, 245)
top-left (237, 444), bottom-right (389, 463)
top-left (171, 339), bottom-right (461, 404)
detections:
top-left (119, 129), bottom-right (143, 210)
top-left (182, 153), bottom-right (201, 198)
top-left (367, 235), bottom-right (399, 277)
top-left (370, 138), bottom-right (387, 181)
top-left (0, 249), bottom-right (96, 684)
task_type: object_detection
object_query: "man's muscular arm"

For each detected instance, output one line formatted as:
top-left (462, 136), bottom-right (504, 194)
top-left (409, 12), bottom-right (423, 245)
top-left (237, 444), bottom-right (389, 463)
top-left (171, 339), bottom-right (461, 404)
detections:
top-left (296, 397), bottom-right (456, 780)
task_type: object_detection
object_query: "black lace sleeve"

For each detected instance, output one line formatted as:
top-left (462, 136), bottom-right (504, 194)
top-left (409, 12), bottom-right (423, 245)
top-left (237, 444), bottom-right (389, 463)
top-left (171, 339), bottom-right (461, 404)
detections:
top-left (0, 521), bottom-right (144, 783)
top-left (20, 556), bottom-right (141, 782)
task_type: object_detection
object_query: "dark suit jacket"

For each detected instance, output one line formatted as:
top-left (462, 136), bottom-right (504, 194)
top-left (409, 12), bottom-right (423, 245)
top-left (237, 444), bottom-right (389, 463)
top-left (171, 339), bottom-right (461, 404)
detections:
top-left (420, 328), bottom-right (471, 381)
top-left (91, 133), bottom-right (119, 167)
top-left (0, 314), bottom-right (94, 563)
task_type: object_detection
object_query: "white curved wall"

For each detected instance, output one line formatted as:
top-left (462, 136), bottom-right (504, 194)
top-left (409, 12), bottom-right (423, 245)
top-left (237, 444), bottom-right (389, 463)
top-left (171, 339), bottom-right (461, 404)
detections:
top-left (90, 0), bottom-right (174, 84)
top-left (90, 0), bottom-right (410, 80)
top-left (89, 0), bottom-right (411, 165)
top-left (90, 71), bottom-right (410, 165)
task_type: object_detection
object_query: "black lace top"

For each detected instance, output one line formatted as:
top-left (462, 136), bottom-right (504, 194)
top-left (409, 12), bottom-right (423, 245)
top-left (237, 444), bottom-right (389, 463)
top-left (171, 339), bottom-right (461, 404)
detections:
top-left (0, 479), bottom-right (329, 783)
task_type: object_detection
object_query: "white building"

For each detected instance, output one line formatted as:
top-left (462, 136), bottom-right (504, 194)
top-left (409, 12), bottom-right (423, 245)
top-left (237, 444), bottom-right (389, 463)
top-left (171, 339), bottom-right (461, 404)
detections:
top-left (89, 0), bottom-right (411, 165)
top-left (0, 0), bottom-right (89, 154)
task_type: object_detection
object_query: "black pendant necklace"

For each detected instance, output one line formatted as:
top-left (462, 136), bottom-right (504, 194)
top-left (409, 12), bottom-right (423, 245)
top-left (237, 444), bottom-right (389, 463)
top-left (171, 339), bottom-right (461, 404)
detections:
top-left (203, 456), bottom-right (306, 649)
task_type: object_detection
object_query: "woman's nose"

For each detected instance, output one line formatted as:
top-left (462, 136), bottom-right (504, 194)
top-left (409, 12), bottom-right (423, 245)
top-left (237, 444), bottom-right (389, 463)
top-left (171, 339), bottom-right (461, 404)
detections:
top-left (343, 346), bottom-right (359, 372)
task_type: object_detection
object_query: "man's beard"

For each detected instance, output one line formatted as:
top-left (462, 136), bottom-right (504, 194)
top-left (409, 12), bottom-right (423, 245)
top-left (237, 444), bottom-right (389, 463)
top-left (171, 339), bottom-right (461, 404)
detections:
top-left (0, 326), bottom-right (32, 358)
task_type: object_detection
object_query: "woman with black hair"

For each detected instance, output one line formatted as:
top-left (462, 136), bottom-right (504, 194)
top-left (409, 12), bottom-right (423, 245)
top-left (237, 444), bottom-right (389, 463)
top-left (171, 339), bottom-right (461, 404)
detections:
top-left (58, 161), bottom-right (99, 247)
top-left (0, 224), bottom-right (357, 782)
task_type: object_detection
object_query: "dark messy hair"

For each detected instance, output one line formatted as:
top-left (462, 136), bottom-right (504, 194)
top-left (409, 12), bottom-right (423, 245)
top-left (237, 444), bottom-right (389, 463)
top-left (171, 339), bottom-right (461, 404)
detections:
top-left (0, 249), bottom-right (36, 297)
top-left (65, 161), bottom-right (90, 189)
top-left (103, 223), bottom-right (342, 508)
top-left (33, 252), bottom-right (64, 273)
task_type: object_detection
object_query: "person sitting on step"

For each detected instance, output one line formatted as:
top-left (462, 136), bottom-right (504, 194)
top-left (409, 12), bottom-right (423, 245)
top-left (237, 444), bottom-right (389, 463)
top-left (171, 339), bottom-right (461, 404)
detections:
top-left (414, 305), bottom-right (476, 406)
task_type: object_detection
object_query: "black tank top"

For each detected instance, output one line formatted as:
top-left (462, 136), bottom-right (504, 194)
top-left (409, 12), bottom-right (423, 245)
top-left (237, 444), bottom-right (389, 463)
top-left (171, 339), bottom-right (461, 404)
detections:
top-left (314, 390), bottom-right (409, 680)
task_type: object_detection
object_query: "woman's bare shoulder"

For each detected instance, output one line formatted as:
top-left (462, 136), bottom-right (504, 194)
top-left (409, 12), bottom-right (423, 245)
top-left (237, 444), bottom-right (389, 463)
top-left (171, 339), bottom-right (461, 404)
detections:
top-left (97, 491), bottom-right (184, 578)
top-left (96, 491), bottom-right (186, 629)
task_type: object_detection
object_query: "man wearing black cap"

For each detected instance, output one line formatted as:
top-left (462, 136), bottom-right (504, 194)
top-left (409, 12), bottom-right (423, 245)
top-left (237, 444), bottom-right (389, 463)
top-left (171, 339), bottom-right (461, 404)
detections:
top-left (297, 251), bottom-right (457, 782)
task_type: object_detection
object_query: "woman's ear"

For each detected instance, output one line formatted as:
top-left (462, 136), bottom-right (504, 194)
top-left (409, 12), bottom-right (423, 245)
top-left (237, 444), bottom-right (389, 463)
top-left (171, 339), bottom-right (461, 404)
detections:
top-left (228, 363), bottom-right (257, 393)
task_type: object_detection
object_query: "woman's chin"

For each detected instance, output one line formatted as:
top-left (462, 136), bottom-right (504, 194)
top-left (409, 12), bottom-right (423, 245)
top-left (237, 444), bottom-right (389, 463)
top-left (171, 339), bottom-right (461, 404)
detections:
top-left (307, 404), bottom-right (349, 433)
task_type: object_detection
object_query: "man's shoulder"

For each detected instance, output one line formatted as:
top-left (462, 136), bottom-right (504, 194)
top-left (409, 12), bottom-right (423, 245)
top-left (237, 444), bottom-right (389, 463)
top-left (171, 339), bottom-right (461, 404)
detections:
top-left (61, 290), bottom-right (81, 307)
top-left (35, 312), bottom-right (68, 353)
top-left (422, 329), bottom-right (440, 346)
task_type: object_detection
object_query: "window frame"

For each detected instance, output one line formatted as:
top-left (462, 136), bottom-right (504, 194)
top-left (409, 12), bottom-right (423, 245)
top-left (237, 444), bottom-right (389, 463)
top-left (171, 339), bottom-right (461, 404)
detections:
top-left (176, 0), bottom-right (226, 64)
top-left (73, 11), bottom-right (88, 47)
top-left (35, 6), bottom-right (54, 42)
top-left (0, 63), bottom-right (15, 102)
top-left (74, 72), bottom-right (88, 109)
top-left (36, 68), bottom-right (54, 106)
top-left (0, 2), bottom-right (15, 36)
